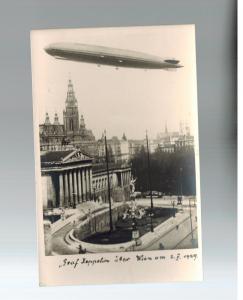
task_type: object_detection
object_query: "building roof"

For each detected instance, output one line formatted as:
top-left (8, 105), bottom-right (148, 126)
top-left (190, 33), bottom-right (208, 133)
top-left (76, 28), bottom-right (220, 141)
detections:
top-left (41, 149), bottom-right (93, 171)
top-left (41, 150), bottom-right (74, 163)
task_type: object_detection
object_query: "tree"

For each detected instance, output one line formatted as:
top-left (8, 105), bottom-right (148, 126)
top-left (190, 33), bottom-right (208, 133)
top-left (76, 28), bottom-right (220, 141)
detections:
top-left (130, 148), bottom-right (196, 195)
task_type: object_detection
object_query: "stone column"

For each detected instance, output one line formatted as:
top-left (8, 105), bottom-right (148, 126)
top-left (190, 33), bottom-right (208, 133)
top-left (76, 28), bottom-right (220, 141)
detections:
top-left (64, 172), bottom-right (69, 207)
top-left (77, 169), bottom-right (82, 203)
top-left (89, 168), bottom-right (93, 200)
top-left (47, 175), bottom-right (56, 208)
top-left (69, 171), bottom-right (73, 205)
top-left (82, 169), bottom-right (86, 201)
top-left (86, 168), bottom-right (90, 200)
top-left (59, 173), bottom-right (64, 207)
top-left (73, 170), bottom-right (78, 205)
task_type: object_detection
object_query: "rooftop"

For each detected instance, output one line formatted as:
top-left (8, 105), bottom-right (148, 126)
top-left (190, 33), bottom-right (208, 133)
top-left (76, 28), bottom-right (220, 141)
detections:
top-left (41, 150), bottom-right (74, 163)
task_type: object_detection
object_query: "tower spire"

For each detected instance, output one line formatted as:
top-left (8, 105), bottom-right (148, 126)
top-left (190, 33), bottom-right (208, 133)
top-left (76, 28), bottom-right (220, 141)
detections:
top-left (63, 77), bottom-right (79, 134)
top-left (165, 121), bottom-right (168, 134)
top-left (80, 114), bottom-right (85, 129)
top-left (44, 112), bottom-right (51, 125)
top-left (66, 78), bottom-right (77, 107)
top-left (53, 113), bottom-right (59, 125)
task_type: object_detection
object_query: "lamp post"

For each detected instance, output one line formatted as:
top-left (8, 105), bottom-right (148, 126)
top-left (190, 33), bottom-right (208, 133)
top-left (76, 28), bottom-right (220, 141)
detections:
top-left (132, 216), bottom-right (140, 249)
top-left (189, 196), bottom-right (194, 242)
top-left (146, 130), bottom-right (154, 232)
top-left (177, 167), bottom-right (183, 205)
top-left (104, 130), bottom-right (113, 232)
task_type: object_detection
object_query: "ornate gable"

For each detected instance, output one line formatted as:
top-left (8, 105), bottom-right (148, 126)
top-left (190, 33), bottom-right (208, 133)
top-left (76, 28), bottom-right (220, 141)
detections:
top-left (62, 149), bottom-right (92, 163)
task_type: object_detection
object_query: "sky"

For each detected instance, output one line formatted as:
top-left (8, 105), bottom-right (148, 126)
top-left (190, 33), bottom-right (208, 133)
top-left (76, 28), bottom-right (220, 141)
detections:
top-left (31, 25), bottom-right (198, 140)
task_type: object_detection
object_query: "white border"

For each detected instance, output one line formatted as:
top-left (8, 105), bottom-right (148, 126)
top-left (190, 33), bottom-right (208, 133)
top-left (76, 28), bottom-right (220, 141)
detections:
top-left (31, 24), bottom-right (203, 286)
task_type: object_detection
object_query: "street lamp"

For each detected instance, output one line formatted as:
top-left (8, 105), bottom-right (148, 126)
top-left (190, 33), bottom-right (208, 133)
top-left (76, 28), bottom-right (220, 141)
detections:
top-left (131, 216), bottom-right (141, 249)
top-left (146, 130), bottom-right (154, 232)
top-left (189, 196), bottom-right (194, 244)
top-left (104, 130), bottom-right (113, 233)
top-left (177, 167), bottom-right (183, 205)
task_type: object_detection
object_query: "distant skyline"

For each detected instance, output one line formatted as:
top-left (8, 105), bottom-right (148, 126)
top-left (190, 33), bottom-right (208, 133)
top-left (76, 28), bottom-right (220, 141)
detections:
top-left (32, 25), bottom-right (198, 140)
top-left (42, 100), bottom-right (192, 141)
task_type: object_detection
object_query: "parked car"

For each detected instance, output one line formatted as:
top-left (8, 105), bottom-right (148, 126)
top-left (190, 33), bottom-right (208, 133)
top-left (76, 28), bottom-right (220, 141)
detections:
top-left (145, 191), bottom-right (163, 198)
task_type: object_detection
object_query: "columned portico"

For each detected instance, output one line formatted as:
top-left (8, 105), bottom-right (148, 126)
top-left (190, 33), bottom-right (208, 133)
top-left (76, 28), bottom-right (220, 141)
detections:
top-left (41, 149), bottom-right (132, 209)
top-left (41, 149), bottom-right (93, 208)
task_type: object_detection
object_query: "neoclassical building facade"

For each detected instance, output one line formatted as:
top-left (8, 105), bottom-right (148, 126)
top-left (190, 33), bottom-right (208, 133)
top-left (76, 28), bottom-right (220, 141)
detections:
top-left (41, 149), bottom-right (131, 209)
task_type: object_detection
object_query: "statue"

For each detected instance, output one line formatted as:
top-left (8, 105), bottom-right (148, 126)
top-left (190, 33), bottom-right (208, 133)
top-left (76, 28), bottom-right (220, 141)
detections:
top-left (130, 176), bottom-right (137, 194)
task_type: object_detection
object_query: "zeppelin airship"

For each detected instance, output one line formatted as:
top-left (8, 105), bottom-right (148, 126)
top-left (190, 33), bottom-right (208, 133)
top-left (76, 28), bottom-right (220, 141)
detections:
top-left (44, 42), bottom-right (183, 70)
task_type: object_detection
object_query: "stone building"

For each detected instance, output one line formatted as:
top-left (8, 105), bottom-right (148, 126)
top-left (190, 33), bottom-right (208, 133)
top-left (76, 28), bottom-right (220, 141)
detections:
top-left (128, 139), bottom-right (146, 157)
top-left (156, 122), bottom-right (194, 153)
top-left (97, 134), bottom-right (130, 163)
top-left (39, 79), bottom-right (95, 152)
top-left (41, 149), bottom-right (131, 209)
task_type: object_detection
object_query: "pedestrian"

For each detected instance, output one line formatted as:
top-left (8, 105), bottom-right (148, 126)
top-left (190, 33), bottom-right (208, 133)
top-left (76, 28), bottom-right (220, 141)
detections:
top-left (78, 244), bottom-right (83, 254)
top-left (78, 244), bottom-right (86, 254)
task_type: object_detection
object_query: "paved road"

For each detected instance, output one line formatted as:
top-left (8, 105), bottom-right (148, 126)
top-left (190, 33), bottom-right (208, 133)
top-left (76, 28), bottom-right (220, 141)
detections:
top-left (50, 198), bottom-right (198, 255)
top-left (51, 202), bottom-right (124, 255)
top-left (175, 228), bottom-right (198, 249)
top-left (143, 207), bottom-right (198, 251)
top-left (131, 196), bottom-right (197, 209)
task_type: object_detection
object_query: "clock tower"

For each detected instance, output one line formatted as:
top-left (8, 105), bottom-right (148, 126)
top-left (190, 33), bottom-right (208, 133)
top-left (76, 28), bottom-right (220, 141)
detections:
top-left (63, 79), bottom-right (79, 136)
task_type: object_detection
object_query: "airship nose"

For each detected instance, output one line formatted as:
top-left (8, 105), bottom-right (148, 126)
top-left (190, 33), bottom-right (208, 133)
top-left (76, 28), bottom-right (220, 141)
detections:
top-left (44, 45), bottom-right (53, 55)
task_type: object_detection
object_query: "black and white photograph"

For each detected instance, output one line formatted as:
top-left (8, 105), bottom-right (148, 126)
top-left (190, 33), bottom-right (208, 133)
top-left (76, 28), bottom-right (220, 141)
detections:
top-left (31, 24), bottom-right (202, 285)
top-left (0, 0), bottom-right (237, 296)
top-left (32, 25), bottom-right (201, 257)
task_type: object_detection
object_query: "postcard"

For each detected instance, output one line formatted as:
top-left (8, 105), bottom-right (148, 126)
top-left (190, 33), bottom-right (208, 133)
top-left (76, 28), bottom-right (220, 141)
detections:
top-left (31, 24), bottom-right (202, 286)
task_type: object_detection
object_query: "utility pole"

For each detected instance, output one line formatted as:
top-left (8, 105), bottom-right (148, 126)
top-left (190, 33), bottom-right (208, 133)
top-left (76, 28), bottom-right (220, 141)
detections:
top-left (177, 167), bottom-right (183, 205)
top-left (189, 197), bottom-right (194, 241)
top-left (180, 167), bottom-right (183, 197)
top-left (146, 130), bottom-right (154, 232)
top-left (104, 130), bottom-right (113, 232)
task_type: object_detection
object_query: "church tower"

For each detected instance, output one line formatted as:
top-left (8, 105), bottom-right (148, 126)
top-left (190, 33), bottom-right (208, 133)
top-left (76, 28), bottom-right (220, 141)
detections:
top-left (165, 122), bottom-right (168, 135)
top-left (53, 113), bottom-right (60, 125)
top-left (80, 114), bottom-right (85, 130)
top-left (44, 112), bottom-right (51, 125)
top-left (63, 79), bottom-right (79, 136)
